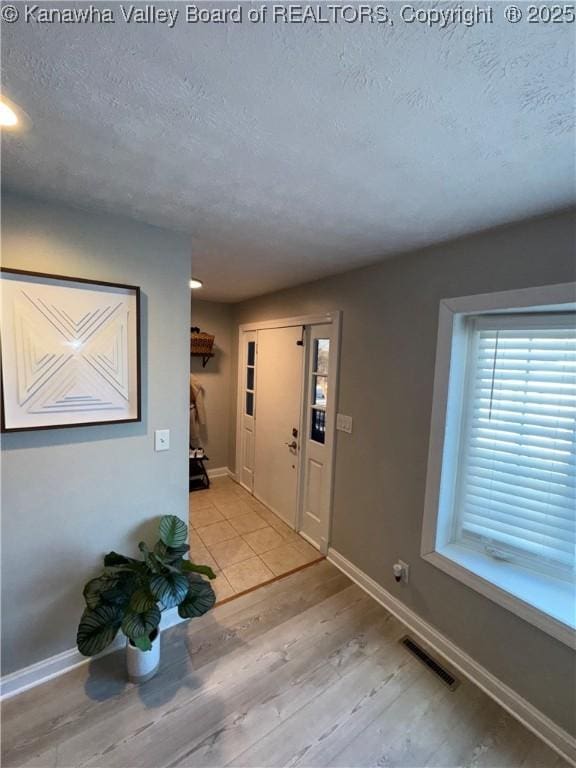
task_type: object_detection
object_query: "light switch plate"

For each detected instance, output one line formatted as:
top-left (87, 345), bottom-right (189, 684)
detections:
top-left (336, 414), bottom-right (353, 434)
top-left (155, 429), bottom-right (170, 451)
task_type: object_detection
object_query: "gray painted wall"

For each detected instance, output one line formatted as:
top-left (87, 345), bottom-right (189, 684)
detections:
top-left (232, 210), bottom-right (576, 734)
top-left (1, 193), bottom-right (191, 675)
top-left (191, 299), bottom-right (234, 470)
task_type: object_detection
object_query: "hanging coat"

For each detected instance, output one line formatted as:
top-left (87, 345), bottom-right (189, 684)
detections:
top-left (190, 375), bottom-right (206, 447)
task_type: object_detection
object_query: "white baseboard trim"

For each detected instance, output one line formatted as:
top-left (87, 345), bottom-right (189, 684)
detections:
top-left (327, 548), bottom-right (576, 767)
top-left (0, 607), bottom-right (185, 701)
top-left (207, 466), bottom-right (231, 479)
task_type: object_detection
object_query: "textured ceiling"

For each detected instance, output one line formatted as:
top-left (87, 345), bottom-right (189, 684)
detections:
top-left (2, 3), bottom-right (574, 301)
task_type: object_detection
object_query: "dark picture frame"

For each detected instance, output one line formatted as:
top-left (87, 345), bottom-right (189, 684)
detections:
top-left (0, 268), bottom-right (141, 432)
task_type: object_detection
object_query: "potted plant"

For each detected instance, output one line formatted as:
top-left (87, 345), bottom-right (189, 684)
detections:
top-left (76, 514), bottom-right (216, 683)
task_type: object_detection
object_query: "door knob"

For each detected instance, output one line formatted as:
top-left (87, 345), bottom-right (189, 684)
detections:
top-left (285, 440), bottom-right (298, 450)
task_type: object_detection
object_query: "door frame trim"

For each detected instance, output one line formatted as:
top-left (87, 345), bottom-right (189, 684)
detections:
top-left (238, 313), bottom-right (336, 333)
top-left (235, 311), bottom-right (342, 553)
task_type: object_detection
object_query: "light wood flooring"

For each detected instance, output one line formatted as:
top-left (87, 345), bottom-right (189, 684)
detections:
top-left (2, 561), bottom-right (567, 768)
top-left (190, 477), bottom-right (322, 601)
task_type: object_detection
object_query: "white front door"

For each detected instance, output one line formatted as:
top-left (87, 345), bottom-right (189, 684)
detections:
top-left (253, 326), bottom-right (304, 527)
top-left (299, 324), bottom-right (334, 551)
top-left (239, 332), bottom-right (257, 491)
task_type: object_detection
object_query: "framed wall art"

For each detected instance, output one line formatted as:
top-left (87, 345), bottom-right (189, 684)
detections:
top-left (0, 268), bottom-right (141, 432)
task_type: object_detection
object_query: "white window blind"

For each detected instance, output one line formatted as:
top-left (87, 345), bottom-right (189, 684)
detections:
top-left (453, 314), bottom-right (576, 578)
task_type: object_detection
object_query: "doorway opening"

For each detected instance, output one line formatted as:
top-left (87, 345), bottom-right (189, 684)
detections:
top-left (236, 312), bottom-right (341, 554)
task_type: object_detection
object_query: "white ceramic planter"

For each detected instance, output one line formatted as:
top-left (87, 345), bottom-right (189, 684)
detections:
top-left (126, 632), bottom-right (160, 683)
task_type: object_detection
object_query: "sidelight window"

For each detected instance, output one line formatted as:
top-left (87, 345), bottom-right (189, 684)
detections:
top-left (310, 339), bottom-right (330, 443)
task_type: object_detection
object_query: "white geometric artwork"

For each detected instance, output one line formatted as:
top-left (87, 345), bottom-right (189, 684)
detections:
top-left (1, 270), bottom-right (140, 431)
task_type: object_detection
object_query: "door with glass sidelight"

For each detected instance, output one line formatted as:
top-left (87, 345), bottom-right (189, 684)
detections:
top-left (237, 315), bottom-right (339, 552)
top-left (299, 324), bottom-right (334, 551)
top-left (238, 332), bottom-right (257, 491)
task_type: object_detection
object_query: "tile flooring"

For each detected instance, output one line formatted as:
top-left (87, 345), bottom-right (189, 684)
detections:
top-left (189, 476), bottom-right (323, 602)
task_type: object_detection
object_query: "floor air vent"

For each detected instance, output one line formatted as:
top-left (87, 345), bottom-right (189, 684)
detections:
top-left (400, 636), bottom-right (459, 690)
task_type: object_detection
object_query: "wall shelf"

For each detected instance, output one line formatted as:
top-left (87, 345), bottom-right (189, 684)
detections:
top-left (191, 352), bottom-right (214, 368)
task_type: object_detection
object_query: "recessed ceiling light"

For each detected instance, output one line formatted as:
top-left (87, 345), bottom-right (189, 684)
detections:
top-left (190, 278), bottom-right (203, 289)
top-left (0, 100), bottom-right (18, 127)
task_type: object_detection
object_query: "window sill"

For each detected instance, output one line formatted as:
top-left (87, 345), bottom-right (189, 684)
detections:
top-left (423, 544), bottom-right (576, 648)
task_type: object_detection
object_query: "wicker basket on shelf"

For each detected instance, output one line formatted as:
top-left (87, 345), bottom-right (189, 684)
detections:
top-left (191, 328), bottom-right (215, 355)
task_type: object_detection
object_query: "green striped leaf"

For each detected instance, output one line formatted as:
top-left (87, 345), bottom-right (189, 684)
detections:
top-left (158, 515), bottom-right (188, 548)
top-left (139, 542), bottom-right (165, 574)
top-left (77, 605), bottom-right (122, 657)
top-left (178, 575), bottom-right (216, 619)
top-left (104, 551), bottom-right (136, 567)
top-left (103, 572), bottom-right (139, 606)
top-left (153, 541), bottom-right (189, 564)
top-left (83, 574), bottom-right (120, 609)
top-left (164, 545), bottom-right (190, 564)
top-left (149, 572), bottom-right (189, 609)
top-left (154, 541), bottom-right (168, 559)
top-left (104, 553), bottom-right (147, 576)
top-left (121, 606), bottom-right (161, 640)
top-left (181, 560), bottom-right (216, 580)
top-left (130, 589), bottom-right (157, 613)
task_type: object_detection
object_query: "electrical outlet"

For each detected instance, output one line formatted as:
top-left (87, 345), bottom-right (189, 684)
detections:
top-left (398, 560), bottom-right (409, 584)
top-left (393, 560), bottom-right (410, 584)
top-left (336, 413), bottom-right (353, 434)
top-left (155, 429), bottom-right (170, 451)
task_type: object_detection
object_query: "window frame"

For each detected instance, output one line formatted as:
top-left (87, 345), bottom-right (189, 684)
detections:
top-left (245, 340), bottom-right (256, 416)
top-left (309, 337), bottom-right (330, 444)
top-left (421, 283), bottom-right (576, 649)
